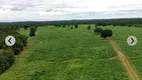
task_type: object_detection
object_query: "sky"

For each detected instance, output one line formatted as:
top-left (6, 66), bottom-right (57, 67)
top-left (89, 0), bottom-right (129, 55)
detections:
top-left (0, 0), bottom-right (142, 22)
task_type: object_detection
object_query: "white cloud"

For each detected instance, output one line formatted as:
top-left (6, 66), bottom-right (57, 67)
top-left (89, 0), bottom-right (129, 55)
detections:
top-left (0, 0), bottom-right (142, 22)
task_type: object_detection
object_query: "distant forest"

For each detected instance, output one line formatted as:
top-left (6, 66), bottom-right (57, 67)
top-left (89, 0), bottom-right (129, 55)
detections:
top-left (0, 18), bottom-right (142, 28)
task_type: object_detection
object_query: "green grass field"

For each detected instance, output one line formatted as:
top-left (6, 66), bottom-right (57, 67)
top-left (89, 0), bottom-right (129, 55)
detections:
top-left (101, 26), bottom-right (142, 79)
top-left (1, 25), bottom-right (141, 80)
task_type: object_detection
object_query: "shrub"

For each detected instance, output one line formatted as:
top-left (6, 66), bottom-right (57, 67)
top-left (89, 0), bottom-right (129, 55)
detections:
top-left (18, 35), bottom-right (28, 46)
top-left (101, 29), bottom-right (113, 39)
top-left (74, 24), bottom-right (78, 28)
top-left (113, 25), bottom-right (116, 27)
top-left (0, 49), bottom-right (14, 74)
top-left (70, 26), bottom-right (73, 29)
top-left (95, 24), bottom-right (98, 28)
top-left (24, 25), bottom-right (28, 30)
top-left (30, 26), bottom-right (37, 37)
top-left (3, 49), bottom-right (14, 65)
top-left (94, 28), bottom-right (103, 34)
top-left (58, 25), bottom-right (61, 27)
top-left (128, 25), bottom-right (131, 27)
top-left (0, 42), bottom-right (4, 49)
top-left (54, 25), bottom-right (58, 27)
top-left (12, 41), bottom-right (24, 55)
top-left (63, 25), bottom-right (66, 28)
top-left (87, 25), bottom-right (91, 30)
top-left (0, 52), bottom-right (7, 73)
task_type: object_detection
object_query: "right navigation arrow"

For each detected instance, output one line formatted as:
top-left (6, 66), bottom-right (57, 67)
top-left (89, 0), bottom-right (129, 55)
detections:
top-left (131, 38), bottom-right (134, 44)
top-left (127, 36), bottom-right (137, 46)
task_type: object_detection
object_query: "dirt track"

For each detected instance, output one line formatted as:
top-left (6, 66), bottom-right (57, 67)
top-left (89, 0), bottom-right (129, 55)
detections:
top-left (110, 40), bottom-right (139, 80)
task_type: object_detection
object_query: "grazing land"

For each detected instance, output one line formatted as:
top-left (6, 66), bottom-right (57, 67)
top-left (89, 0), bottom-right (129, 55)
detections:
top-left (101, 26), bottom-right (142, 80)
top-left (0, 25), bottom-right (133, 80)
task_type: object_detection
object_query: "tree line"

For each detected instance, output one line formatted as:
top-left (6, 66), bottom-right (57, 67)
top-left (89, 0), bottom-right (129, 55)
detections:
top-left (0, 25), bottom-right (37, 74)
top-left (0, 18), bottom-right (142, 28)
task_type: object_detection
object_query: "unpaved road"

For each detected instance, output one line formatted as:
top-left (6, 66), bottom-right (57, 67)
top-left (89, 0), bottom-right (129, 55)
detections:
top-left (110, 40), bottom-right (139, 80)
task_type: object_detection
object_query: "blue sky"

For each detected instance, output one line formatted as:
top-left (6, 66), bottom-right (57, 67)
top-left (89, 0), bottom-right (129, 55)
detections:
top-left (0, 0), bottom-right (142, 22)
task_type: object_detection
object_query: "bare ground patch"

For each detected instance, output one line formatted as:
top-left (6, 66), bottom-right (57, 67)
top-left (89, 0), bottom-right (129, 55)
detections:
top-left (108, 56), bottom-right (118, 60)
top-left (63, 58), bottom-right (80, 63)
top-left (27, 42), bottom-right (32, 46)
top-left (110, 40), bottom-right (139, 80)
top-left (20, 50), bottom-right (29, 57)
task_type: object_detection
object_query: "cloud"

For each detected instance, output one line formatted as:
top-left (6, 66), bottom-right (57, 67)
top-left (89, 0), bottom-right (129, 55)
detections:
top-left (10, 7), bottom-right (24, 11)
top-left (0, 0), bottom-right (142, 22)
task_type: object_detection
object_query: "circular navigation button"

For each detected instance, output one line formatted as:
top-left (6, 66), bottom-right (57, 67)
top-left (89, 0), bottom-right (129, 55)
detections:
top-left (127, 36), bottom-right (137, 46)
top-left (5, 36), bottom-right (16, 46)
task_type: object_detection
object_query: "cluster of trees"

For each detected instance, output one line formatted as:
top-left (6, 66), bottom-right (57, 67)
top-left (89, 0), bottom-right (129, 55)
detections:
top-left (54, 24), bottom-right (79, 29)
top-left (86, 25), bottom-right (113, 39)
top-left (94, 27), bottom-right (113, 39)
top-left (0, 25), bottom-right (35, 74)
top-left (54, 23), bottom-right (113, 39)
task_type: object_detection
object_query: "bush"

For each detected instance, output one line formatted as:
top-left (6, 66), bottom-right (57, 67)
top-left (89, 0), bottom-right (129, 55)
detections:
top-left (12, 41), bottom-right (24, 55)
top-left (87, 25), bottom-right (91, 30)
top-left (0, 49), bottom-right (14, 74)
top-left (101, 29), bottom-right (113, 39)
top-left (58, 25), bottom-right (61, 27)
top-left (128, 25), bottom-right (131, 27)
top-left (18, 35), bottom-right (28, 46)
top-left (63, 25), bottom-right (66, 28)
top-left (30, 26), bottom-right (37, 37)
top-left (94, 28), bottom-right (103, 34)
top-left (3, 49), bottom-right (14, 65)
top-left (24, 25), bottom-right (28, 30)
top-left (95, 24), bottom-right (98, 28)
top-left (74, 24), bottom-right (78, 28)
top-left (70, 26), bottom-right (73, 29)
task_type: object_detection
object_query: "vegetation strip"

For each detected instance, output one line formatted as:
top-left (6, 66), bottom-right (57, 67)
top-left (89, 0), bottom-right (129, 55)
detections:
top-left (110, 40), bottom-right (139, 80)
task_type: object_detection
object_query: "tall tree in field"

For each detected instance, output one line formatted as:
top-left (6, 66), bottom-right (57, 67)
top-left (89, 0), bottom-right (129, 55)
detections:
top-left (29, 26), bottom-right (37, 37)
top-left (75, 24), bottom-right (78, 28)
top-left (87, 25), bottom-right (91, 30)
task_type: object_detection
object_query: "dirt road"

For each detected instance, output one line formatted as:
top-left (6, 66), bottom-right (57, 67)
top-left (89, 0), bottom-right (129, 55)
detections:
top-left (110, 40), bottom-right (139, 80)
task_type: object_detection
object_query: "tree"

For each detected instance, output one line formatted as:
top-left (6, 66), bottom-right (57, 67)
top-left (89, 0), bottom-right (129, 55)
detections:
top-left (16, 26), bottom-right (19, 31)
top-left (0, 49), bottom-right (14, 74)
top-left (70, 26), bottom-right (73, 29)
top-left (87, 25), bottom-right (91, 30)
top-left (55, 24), bottom-right (58, 27)
top-left (94, 28), bottom-right (103, 34)
top-left (63, 25), bottom-right (66, 28)
top-left (3, 49), bottom-right (14, 65)
top-left (74, 24), bottom-right (78, 28)
top-left (95, 24), bottom-right (98, 28)
top-left (113, 25), bottom-right (116, 27)
top-left (12, 41), bottom-right (24, 55)
top-left (24, 25), bottom-right (28, 30)
top-left (29, 26), bottom-right (37, 37)
top-left (128, 25), bottom-right (131, 27)
top-left (18, 35), bottom-right (28, 46)
top-left (101, 29), bottom-right (113, 39)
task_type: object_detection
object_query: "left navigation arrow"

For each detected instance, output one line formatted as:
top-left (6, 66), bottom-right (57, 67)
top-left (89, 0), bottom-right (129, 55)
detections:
top-left (8, 38), bottom-right (12, 44)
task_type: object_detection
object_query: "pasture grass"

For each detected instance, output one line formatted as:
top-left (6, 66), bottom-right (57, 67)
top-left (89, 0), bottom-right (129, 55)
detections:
top-left (0, 25), bottom-right (130, 80)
